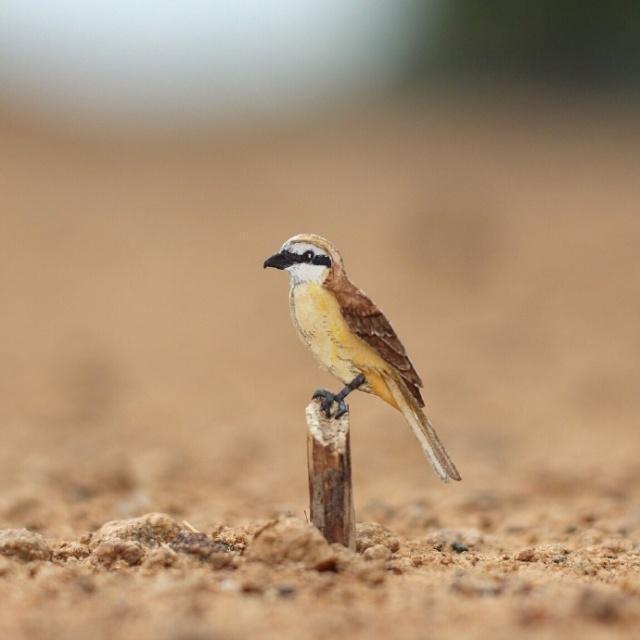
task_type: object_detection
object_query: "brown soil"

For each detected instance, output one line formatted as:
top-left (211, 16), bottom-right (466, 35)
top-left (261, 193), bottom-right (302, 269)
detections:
top-left (0, 98), bottom-right (639, 639)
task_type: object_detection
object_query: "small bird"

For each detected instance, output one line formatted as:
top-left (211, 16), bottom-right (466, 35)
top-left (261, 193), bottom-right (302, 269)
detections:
top-left (263, 234), bottom-right (461, 482)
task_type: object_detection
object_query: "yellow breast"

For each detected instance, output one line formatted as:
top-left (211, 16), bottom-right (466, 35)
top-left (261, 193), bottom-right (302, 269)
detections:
top-left (289, 283), bottom-right (391, 391)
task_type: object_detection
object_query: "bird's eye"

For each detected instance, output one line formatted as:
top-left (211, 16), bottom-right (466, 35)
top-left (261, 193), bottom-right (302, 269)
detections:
top-left (303, 250), bottom-right (314, 262)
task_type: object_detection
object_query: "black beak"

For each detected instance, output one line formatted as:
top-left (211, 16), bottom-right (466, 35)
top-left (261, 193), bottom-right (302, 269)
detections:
top-left (263, 252), bottom-right (292, 270)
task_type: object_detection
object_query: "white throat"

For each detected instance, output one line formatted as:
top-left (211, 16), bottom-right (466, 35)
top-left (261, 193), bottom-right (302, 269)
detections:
top-left (287, 263), bottom-right (327, 285)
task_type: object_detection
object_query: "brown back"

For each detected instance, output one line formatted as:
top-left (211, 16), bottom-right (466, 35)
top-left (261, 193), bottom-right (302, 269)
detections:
top-left (325, 269), bottom-right (425, 407)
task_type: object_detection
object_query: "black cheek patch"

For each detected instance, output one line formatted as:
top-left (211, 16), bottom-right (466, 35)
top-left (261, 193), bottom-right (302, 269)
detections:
top-left (312, 255), bottom-right (331, 267)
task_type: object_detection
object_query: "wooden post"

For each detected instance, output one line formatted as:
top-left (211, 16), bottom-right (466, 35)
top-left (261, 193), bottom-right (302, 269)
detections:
top-left (306, 400), bottom-right (356, 550)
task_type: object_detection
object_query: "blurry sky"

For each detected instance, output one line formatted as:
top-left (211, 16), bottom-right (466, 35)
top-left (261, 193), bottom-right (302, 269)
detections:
top-left (0, 2), bottom-right (637, 129)
top-left (0, 1), bottom-right (428, 125)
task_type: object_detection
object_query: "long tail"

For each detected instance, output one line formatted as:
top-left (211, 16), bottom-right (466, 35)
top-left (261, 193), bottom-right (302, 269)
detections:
top-left (386, 376), bottom-right (461, 482)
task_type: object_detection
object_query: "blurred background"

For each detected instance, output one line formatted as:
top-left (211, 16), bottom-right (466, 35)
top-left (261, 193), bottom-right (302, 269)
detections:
top-left (1, 1), bottom-right (639, 539)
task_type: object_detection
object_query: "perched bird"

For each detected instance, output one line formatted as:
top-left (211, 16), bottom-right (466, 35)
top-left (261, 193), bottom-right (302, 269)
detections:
top-left (263, 234), bottom-right (461, 482)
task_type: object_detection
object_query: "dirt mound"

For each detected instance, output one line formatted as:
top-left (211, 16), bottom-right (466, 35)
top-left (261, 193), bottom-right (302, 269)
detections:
top-left (0, 529), bottom-right (51, 562)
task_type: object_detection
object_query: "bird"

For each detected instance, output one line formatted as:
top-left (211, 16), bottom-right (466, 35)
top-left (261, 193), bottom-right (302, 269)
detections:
top-left (263, 233), bottom-right (461, 482)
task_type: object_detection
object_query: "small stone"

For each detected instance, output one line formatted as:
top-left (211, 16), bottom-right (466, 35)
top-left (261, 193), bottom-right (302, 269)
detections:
top-left (451, 541), bottom-right (469, 554)
top-left (241, 578), bottom-right (264, 594)
top-left (276, 584), bottom-right (297, 598)
top-left (516, 548), bottom-right (537, 562)
top-left (0, 529), bottom-right (52, 562)
top-left (363, 544), bottom-right (391, 561)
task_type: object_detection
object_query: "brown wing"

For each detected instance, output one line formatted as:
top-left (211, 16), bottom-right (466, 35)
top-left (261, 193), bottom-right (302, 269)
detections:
top-left (327, 279), bottom-right (425, 407)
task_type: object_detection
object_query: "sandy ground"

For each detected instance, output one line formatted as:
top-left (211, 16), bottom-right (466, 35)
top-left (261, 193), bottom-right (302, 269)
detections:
top-left (0, 97), bottom-right (639, 639)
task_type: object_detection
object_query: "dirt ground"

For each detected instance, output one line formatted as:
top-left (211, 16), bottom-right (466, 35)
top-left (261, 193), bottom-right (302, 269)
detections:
top-left (0, 96), bottom-right (639, 639)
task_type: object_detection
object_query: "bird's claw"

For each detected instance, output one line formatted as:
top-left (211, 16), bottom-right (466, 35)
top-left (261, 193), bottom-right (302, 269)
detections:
top-left (334, 399), bottom-right (348, 419)
top-left (312, 389), bottom-right (348, 419)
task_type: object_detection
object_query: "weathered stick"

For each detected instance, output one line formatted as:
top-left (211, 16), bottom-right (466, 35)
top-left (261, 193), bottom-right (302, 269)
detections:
top-left (306, 400), bottom-right (356, 550)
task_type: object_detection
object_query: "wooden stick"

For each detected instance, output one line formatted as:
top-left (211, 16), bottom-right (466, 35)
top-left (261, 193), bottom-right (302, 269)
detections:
top-left (306, 400), bottom-right (356, 550)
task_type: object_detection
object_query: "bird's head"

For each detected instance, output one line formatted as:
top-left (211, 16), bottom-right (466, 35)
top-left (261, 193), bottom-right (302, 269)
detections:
top-left (263, 234), bottom-right (343, 285)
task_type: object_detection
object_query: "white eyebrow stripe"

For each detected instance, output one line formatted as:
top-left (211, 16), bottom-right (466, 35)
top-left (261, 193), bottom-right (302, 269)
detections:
top-left (281, 241), bottom-right (326, 256)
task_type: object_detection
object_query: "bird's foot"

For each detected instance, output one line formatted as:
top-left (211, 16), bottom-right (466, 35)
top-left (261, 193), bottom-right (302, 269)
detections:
top-left (311, 389), bottom-right (347, 419)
